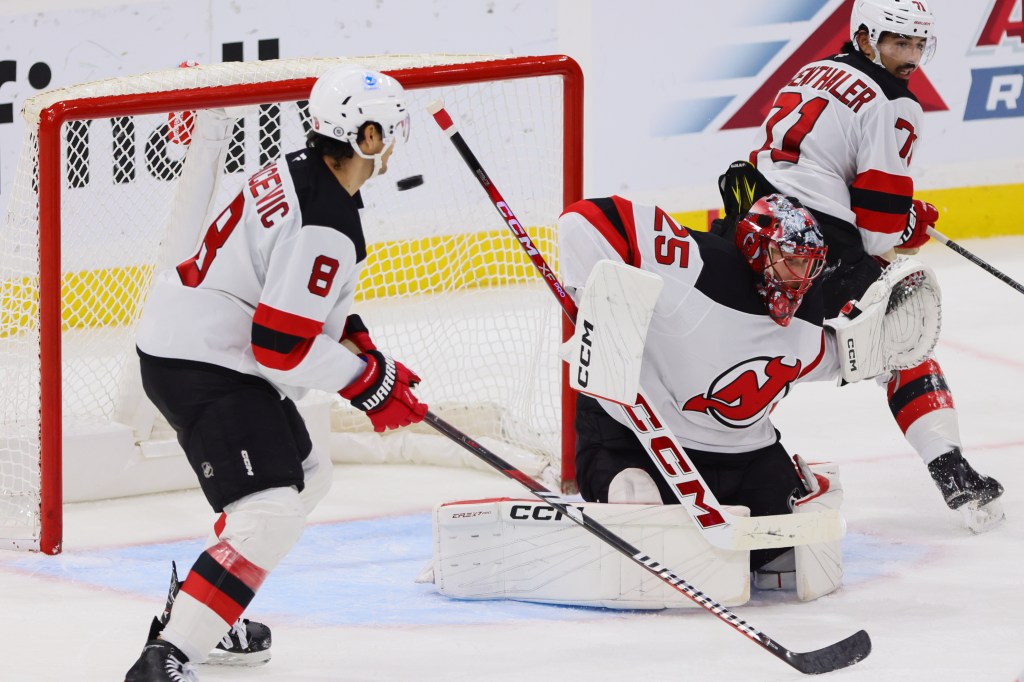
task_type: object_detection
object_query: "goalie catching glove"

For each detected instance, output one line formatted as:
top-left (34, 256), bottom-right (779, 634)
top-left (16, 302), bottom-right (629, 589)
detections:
top-left (339, 314), bottom-right (428, 432)
top-left (825, 256), bottom-right (941, 383)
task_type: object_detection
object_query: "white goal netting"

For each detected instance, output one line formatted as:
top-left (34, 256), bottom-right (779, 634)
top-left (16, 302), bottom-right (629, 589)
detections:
top-left (0, 55), bottom-right (580, 553)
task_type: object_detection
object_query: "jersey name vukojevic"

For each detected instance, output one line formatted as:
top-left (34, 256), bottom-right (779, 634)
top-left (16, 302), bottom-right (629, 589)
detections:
top-left (136, 150), bottom-right (368, 399)
top-left (559, 196), bottom-right (840, 454)
top-left (750, 48), bottom-right (922, 256)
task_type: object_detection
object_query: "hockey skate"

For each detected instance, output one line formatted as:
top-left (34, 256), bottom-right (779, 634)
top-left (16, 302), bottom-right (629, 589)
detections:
top-left (124, 639), bottom-right (198, 682)
top-left (207, 617), bottom-right (272, 666)
top-left (927, 448), bottom-right (1005, 533)
top-left (150, 562), bottom-right (272, 667)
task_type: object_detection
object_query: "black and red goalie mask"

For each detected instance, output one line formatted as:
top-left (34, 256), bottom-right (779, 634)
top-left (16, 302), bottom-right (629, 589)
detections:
top-left (735, 194), bottom-right (828, 327)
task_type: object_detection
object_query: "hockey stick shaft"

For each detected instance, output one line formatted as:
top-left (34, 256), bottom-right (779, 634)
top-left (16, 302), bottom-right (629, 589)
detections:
top-left (427, 100), bottom-right (841, 553)
top-left (423, 410), bottom-right (869, 675)
top-left (927, 227), bottom-right (1024, 296)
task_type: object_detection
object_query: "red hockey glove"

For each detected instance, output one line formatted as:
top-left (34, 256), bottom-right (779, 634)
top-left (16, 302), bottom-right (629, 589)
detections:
top-left (898, 200), bottom-right (938, 250)
top-left (340, 350), bottom-right (428, 432)
top-left (341, 314), bottom-right (376, 354)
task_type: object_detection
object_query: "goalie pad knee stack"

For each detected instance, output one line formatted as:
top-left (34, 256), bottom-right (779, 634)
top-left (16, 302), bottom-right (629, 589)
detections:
top-left (427, 499), bottom-right (751, 609)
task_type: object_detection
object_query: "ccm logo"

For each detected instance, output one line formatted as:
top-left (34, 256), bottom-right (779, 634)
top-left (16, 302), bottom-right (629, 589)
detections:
top-left (577, 319), bottom-right (594, 388)
top-left (846, 338), bottom-right (857, 372)
top-left (509, 504), bottom-right (583, 521)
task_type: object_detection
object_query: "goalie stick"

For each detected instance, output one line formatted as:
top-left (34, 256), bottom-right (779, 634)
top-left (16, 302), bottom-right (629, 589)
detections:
top-left (927, 227), bottom-right (1024, 297)
top-left (426, 99), bottom-right (843, 554)
top-left (422, 409), bottom-right (871, 675)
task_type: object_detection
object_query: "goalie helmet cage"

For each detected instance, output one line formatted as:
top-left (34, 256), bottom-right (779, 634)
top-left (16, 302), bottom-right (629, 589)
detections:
top-left (1, 54), bottom-right (583, 554)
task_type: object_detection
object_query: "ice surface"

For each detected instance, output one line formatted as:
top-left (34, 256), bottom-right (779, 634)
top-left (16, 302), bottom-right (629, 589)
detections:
top-left (2, 238), bottom-right (1024, 681)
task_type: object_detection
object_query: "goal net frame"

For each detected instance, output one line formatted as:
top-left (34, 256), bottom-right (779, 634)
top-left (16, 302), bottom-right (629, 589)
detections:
top-left (13, 54), bottom-right (582, 554)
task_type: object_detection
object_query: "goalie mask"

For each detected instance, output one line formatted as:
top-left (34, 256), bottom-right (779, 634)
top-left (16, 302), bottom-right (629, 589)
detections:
top-left (308, 64), bottom-right (411, 178)
top-left (736, 194), bottom-right (827, 327)
top-left (850, 0), bottom-right (937, 65)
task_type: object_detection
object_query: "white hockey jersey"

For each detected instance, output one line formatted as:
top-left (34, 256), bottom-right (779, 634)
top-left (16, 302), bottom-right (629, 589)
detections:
top-left (136, 149), bottom-right (368, 399)
top-left (559, 196), bottom-right (841, 454)
top-left (750, 48), bottom-right (922, 256)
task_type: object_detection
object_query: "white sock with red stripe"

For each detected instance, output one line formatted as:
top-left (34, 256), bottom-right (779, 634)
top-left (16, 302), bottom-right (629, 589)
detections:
top-left (166, 487), bottom-right (306, 662)
top-left (886, 358), bottom-right (962, 465)
top-left (903, 409), bottom-right (962, 465)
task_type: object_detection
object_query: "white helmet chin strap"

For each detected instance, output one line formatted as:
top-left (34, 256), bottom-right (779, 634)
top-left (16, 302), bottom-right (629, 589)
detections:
top-left (868, 46), bottom-right (885, 68)
top-left (351, 144), bottom-right (385, 180)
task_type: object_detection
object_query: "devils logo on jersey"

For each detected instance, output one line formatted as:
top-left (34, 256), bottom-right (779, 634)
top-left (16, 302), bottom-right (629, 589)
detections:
top-left (682, 356), bottom-right (803, 428)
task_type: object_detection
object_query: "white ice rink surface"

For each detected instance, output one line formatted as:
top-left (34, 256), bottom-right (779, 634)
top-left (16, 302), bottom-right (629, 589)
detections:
top-left (3, 237), bottom-right (1024, 682)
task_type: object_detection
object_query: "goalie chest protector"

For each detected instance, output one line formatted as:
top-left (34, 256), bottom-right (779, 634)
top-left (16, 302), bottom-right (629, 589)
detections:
top-left (558, 197), bottom-right (837, 455)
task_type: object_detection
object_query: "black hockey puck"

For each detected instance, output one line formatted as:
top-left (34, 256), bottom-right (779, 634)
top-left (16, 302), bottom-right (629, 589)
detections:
top-left (396, 175), bottom-right (424, 191)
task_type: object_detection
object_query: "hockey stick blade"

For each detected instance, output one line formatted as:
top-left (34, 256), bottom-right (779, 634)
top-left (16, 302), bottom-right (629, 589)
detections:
top-left (427, 98), bottom-right (844, 553)
top-left (783, 629), bottom-right (872, 675)
top-left (422, 410), bottom-right (870, 675)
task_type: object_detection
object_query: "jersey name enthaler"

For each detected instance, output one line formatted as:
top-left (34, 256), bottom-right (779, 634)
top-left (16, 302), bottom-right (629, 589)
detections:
top-left (787, 65), bottom-right (877, 112)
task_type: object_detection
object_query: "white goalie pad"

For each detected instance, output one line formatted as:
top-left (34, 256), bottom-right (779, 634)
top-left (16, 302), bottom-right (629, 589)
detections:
top-left (428, 498), bottom-right (750, 609)
top-left (792, 457), bottom-right (844, 602)
top-left (826, 256), bottom-right (942, 383)
top-left (560, 260), bottom-right (664, 405)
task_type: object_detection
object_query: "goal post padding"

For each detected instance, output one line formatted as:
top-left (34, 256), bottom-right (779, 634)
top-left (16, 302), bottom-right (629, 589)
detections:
top-left (0, 55), bottom-right (582, 554)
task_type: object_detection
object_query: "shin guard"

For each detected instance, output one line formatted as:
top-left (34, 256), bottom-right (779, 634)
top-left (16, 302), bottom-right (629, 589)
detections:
top-left (886, 358), bottom-right (961, 464)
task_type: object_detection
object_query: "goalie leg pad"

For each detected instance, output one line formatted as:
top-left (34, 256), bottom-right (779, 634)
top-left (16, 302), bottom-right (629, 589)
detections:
top-left (607, 467), bottom-right (662, 504)
top-left (430, 499), bottom-right (751, 609)
top-left (792, 459), bottom-right (844, 602)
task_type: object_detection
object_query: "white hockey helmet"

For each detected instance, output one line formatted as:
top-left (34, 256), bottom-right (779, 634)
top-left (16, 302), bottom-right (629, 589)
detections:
top-left (308, 64), bottom-right (410, 175)
top-left (850, 0), bottom-right (937, 65)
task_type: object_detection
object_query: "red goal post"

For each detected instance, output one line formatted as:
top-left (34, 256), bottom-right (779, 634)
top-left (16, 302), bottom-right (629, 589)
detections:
top-left (2, 55), bottom-right (582, 554)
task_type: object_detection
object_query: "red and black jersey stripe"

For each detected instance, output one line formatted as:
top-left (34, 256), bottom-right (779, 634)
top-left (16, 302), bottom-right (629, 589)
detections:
top-left (564, 196), bottom-right (642, 268)
top-left (886, 359), bottom-right (954, 433)
top-left (180, 541), bottom-right (268, 625)
top-left (251, 304), bottom-right (323, 371)
top-left (849, 169), bottom-right (913, 235)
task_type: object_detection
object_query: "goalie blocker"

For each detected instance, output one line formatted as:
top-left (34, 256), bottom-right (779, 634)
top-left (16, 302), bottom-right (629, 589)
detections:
top-left (423, 461), bottom-right (844, 608)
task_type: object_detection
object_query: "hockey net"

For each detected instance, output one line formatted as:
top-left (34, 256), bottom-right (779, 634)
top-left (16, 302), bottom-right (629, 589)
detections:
top-left (0, 55), bottom-right (582, 553)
